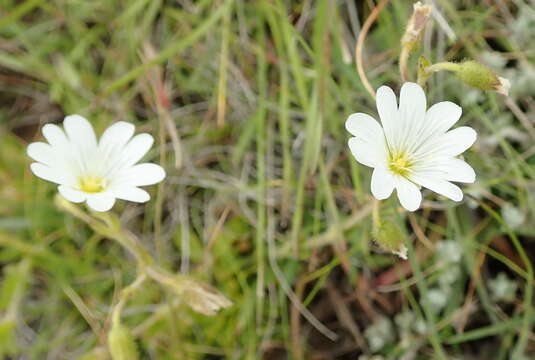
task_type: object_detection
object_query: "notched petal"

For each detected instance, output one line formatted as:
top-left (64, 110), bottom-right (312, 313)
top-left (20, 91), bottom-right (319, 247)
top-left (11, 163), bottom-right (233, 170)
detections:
top-left (371, 168), bottom-right (395, 200)
top-left (345, 113), bottom-right (383, 139)
top-left (394, 176), bottom-right (422, 212)
top-left (86, 193), bottom-right (116, 212)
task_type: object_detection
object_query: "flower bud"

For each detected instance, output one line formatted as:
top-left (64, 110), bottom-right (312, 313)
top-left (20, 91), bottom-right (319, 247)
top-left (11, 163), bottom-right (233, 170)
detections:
top-left (456, 61), bottom-right (510, 95)
top-left (147, 268), bottom-right (233, 316)
top-left (179, 279), bottom-right (233, 316)
top-left (417, 55), bottom-right (431, 86)
top-left (372, 218), bottom-right (408, 259)
top-left (108, 323), bottom-right (138, 360)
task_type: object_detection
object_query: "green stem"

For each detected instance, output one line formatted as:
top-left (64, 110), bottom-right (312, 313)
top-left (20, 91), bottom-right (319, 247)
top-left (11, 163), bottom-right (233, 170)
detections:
top-left (406, 235), bottom-right (448, 359)
top-left (112, 230), bottom-right (154, 268)
top-left (112, 274), bottom-right (147, 326)
top-left (372, 199), bottom-right (381, 227)
top-left (399, 45), bottom-right (411, 82)
top-left (477, 201), bottom-right (533, 357)
top-left (56, 196), bottom-right (153, 267)
top-left (418, 61), bottom-right (461, 88)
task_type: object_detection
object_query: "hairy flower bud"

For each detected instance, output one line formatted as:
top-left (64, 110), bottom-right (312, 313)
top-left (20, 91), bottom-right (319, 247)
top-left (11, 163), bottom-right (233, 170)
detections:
top-left (373, 218), bottom-right (408, 259)
top-left (146, 268), bottom-right (233, 316)
top-left (456, 61), bottom-right (510, 95)
top-left (179, 279), bottom-right (233, 316)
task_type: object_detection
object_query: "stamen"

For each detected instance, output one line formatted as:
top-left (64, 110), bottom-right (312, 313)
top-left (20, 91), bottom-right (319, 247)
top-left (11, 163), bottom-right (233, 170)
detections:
top-left (389, 152), bottom-right (413, 177)
top-left (79, 175), bottom-right (107, 193)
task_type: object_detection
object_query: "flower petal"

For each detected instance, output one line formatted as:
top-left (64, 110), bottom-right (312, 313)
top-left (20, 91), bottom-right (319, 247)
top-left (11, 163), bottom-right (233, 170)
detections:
top-left (27, 142), bottom-right (55, 165)
top-left (425, 101), bottom-right (462, 134)
top-left (394, 176), bottom-right (422, 212)
top-left (58, 185), bottom-right (86, 203)
top-left (63, 114), bottom-right (97, 149)
top-left (113, 163), bottom-right (166, 187)
top-left (399, 82), bottom-right (427, 119)
top-left (407, 101), bottom-right (463, 155)
top-left (42, 123), bottom-right (69, 151)
top-left (96, 122), bottom-right (137, 175)
top-left (398, 82), bottom-right (427, 152)
top-left (86, 193), bottom-right (116, 212)
top-left (40, 123), bottom-right (82, 180)
top-left (413, 126), bottom-right (476, 160)
top-left (348, 138), bottom-right (387, 168)
top-left (63, 115), bottom-right (99, 173)
top-left (345, 113), bottom-right (384, 139)
top-left (30, 163), bottom-right (65, 184)
top-left (346, 112), bottom-right (388, 168)
top-left (371, 168), bottom-right (394, 200)
top-left (411, 156), bottom-right (476, 184)
top-left (118, 133), bottom-right (154, 167)
top-left (436, 127), bottom-right (477, 157)
top-left (99, 121), bottom-right (135, 154)
top-left (376, 85), bottom-right (398, 146)
top-left (411, 175), bottom-right (463, 201)
top-left (442, 158), bottom-right (475, 183)
top-left (112, 187), bottom-right (150, 203)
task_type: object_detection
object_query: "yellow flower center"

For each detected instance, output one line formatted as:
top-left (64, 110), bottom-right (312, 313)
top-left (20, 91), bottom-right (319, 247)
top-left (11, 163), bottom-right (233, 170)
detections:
top-left (389, 151), bottom-right (413, 177)
top-left (78, 175), bottom-right (107, 193)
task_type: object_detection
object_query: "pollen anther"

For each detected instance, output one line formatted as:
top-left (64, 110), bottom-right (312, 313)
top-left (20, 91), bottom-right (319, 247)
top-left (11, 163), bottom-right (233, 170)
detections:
top-left (389, 152), bottom-right (413, 177)
top-left (79, 175), bottom-right (107, 193)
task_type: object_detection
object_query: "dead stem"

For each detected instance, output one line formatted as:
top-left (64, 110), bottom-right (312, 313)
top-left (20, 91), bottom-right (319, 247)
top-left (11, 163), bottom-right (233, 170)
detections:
top-left (355, 0), bottom-right (391, 98)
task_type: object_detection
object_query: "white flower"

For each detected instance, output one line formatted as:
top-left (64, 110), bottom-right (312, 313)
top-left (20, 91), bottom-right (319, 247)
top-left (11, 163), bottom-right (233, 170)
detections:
top-left (346, 82), bottom-right (477, 211)
top-left (27, 115), bottom-right (166, 212)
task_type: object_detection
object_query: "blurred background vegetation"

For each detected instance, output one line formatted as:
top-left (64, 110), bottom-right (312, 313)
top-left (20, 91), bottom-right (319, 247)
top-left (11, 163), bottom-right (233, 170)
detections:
top-left (1, 0), bottom-right (535, 359)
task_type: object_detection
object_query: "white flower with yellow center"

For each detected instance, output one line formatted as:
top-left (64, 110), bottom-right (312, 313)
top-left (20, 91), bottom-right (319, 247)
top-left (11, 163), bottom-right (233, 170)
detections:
top-left (346, 82), bottom-right (477, 211)
top-left (27, 115), bottom-right (166, 212)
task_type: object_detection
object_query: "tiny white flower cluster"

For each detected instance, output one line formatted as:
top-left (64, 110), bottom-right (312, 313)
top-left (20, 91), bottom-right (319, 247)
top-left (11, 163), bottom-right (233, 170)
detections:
top-left (346, 82), bottom-right (477, 211)
top-left (489, 272), bottom-right (518, 302)
top-left (27, 115), bottom-right (165, 212)
top-left (363, 315), bottom-right (394, 352)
